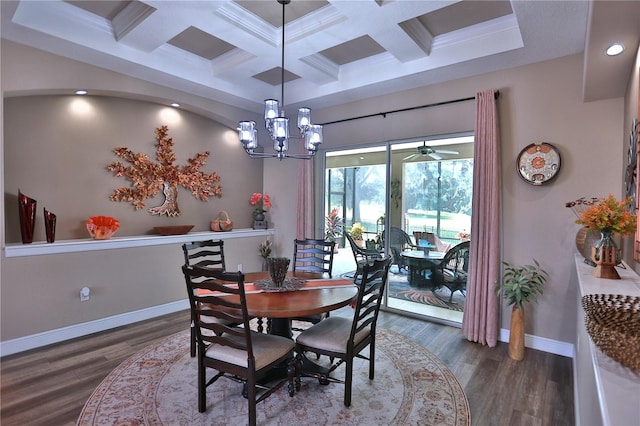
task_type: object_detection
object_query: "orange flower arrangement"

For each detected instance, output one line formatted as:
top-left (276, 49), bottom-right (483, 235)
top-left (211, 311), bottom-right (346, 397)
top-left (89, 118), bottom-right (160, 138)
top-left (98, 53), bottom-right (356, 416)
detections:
top-left (250, 193), bottom-right (272, 214)
top-left (575, 194), bottom-right (636, 235)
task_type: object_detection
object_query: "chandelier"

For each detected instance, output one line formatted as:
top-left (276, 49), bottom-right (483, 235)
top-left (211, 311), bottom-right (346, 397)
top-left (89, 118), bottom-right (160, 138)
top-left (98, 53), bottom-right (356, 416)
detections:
top-left (238, 0), bottom-right (323, 160)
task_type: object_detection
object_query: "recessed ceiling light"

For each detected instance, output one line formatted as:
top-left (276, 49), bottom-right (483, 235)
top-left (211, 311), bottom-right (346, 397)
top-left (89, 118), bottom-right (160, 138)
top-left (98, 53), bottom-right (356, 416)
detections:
top-left (605, 43), bottom-right (624, 56)
top-left (170, 102), bottom-right (180, 108)
top-left (75, 89), bottom-right (88, 95)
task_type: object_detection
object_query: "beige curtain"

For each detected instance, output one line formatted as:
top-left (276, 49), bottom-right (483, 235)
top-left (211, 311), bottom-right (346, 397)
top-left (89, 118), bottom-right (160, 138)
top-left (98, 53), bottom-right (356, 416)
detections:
top-left (296, 160), bottom-right (315, 239)
top-left (461, 89), bottom-right (501, 347)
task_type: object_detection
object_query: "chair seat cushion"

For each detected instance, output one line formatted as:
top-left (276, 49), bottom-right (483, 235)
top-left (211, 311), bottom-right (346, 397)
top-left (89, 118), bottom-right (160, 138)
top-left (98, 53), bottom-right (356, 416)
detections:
top-left (205, 331), bottom-right (294, 370)
top-left (296, 317), bottom-right (370, 353)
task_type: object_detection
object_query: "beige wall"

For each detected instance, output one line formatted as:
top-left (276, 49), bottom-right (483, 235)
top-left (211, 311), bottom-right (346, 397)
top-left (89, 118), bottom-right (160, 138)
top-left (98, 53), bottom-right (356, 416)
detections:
top-left (1, 94), bottom-right (268, 340)
top-left (4, 95), bottom-right (259, 241)
top-left (1, 40), bottom-right (635, 348)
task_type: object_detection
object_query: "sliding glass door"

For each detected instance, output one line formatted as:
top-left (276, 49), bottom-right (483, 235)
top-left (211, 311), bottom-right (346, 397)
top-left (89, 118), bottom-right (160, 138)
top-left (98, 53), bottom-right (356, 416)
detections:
top-left (325, 147), bottom-right (387, 252)
top-left (323, 134), bottom-right (473, 325)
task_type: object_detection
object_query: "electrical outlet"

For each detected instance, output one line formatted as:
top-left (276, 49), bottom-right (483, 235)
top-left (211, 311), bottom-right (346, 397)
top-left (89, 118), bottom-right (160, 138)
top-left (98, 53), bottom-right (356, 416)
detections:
top-left (80, 286), bottom-right (90, 301)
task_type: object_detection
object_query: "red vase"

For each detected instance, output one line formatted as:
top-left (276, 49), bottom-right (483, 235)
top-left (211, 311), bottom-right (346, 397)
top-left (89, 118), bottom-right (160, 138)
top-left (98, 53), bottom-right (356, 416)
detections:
top-left (44, 208), bottom-right (56, 243)
top-left (18, 190), bottom-right (37, 244)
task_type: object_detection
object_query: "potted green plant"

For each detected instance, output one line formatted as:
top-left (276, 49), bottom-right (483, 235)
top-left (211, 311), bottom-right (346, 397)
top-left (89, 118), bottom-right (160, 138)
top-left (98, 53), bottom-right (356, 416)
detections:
top-left (349, 222), bottom-right (366, 247)
top-left (498, 259), bottom-right (548, 360)
top-left (325, 207), bottom-right (344, 250)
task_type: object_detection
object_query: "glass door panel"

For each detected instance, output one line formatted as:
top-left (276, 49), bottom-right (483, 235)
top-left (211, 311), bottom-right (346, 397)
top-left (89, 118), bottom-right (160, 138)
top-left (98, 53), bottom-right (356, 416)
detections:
top-left (324, 134), bottom-right (473, 325)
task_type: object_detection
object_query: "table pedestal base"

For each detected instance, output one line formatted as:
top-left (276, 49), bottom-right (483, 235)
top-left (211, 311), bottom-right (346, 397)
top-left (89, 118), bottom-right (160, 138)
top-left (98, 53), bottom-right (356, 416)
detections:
top-left (269, 318), bottom-right (293, 339)
top-left (299, 352), bottom-right (343, 386)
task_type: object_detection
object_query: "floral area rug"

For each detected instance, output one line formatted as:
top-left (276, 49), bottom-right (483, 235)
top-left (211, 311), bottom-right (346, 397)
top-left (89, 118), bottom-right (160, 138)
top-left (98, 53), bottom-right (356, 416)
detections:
top-left (387, 273), bottom-right (466, 311)
top-left (77, 328), bottom-right (470, 426)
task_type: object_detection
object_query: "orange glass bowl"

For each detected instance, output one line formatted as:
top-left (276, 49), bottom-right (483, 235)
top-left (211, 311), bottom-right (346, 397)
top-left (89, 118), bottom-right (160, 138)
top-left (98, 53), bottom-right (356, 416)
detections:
top-left (86, 216), bottom-right (120, 240)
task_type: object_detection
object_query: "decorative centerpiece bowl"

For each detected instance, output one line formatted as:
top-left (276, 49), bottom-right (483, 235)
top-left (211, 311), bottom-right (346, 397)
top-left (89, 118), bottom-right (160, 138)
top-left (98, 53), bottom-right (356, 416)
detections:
top-left (153, 225), bottom-right (194, 236)
top-left (268, 257), bottom-right (290, 288)
top-left (86, 216), bottom-right (120, 240)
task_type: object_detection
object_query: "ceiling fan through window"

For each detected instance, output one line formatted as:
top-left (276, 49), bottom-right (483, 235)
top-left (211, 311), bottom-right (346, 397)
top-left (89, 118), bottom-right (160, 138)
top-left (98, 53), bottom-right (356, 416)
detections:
top-left (403, 142), bottom-right (459, 161)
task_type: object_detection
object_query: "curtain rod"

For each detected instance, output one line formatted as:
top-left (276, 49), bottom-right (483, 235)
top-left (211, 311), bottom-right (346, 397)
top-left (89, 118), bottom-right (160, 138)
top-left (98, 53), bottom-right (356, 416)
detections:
top-left (320, 90), bottom-right (500, 126)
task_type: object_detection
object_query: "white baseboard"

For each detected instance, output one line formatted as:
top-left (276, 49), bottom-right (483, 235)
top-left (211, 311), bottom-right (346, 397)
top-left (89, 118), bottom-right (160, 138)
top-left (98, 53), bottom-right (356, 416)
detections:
top-left (0, 299), bottom-right (189, 357)
top-left (1, 305), bottom-right (575, 359)
top-left (499, 328), bottom-right (575, 358)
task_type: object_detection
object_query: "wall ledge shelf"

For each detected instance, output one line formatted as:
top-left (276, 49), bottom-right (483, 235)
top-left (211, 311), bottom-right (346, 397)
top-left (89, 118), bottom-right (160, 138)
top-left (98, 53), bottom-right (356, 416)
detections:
top-left (4, 228), bottom-right (275, 257)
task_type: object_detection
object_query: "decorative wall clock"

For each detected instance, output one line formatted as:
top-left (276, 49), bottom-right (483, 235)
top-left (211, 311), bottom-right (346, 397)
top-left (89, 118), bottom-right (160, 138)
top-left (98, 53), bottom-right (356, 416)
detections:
top-left (625, 118), bottom-right (638, 213)
top-left (516, 142), bottom-right (561, 185)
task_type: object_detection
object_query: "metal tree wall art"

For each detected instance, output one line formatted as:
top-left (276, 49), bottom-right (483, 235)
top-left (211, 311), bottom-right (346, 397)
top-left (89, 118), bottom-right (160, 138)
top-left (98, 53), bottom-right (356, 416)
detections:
top-left (106, 125), bottom-right (222, 216)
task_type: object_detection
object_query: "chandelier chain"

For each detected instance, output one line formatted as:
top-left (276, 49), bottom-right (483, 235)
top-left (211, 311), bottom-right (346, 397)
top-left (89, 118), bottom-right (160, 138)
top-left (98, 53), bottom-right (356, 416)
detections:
top-left (280, 0), bottom-right (285, 109)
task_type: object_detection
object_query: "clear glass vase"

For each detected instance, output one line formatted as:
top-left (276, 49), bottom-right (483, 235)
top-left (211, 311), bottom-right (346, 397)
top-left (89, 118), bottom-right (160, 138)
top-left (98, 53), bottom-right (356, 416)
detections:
top-left (593, 230), bottom-right (621, 265)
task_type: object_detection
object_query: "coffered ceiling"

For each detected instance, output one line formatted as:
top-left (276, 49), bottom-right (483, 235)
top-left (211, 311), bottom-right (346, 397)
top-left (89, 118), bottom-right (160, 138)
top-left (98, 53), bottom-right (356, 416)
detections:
top-left (2, 1), bottom-right (639, 112)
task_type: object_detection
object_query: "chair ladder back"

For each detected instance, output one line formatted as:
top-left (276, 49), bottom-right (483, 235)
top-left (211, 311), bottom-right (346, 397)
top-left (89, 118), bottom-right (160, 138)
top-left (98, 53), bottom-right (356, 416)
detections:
top-left (293, 238), bottom-right (335, 277)
top-left (350, 257), bottom-right (392, 342)
top-left (182, 240), bottom-right (226, 270)
top-left (182, 265), bottom-right (254, 357)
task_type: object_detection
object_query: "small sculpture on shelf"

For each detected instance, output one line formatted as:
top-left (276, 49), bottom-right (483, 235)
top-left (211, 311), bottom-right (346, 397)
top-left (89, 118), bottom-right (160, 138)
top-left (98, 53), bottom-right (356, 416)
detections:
top-left (43, 208), bottom-right (56, 243)
top-left (18, 190), bottom-right (37, 244)
top-left (86, 216), bottom-right (120, 240)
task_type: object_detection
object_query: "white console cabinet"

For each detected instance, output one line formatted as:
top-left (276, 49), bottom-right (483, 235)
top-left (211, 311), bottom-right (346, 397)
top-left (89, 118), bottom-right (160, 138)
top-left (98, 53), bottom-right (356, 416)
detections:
top-left (574, 255), bottom-right (640, 425)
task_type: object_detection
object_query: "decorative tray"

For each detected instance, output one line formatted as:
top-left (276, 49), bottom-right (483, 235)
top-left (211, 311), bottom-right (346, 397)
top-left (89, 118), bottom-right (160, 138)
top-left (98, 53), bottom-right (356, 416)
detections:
top-left (254, 277), bottom-right (306, 292)
top-left (153, 225), bottom-right (194, 236)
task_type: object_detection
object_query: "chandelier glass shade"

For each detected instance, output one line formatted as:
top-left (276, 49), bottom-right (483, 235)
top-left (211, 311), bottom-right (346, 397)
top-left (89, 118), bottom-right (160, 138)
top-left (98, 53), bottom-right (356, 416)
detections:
top-left (238, 0), bottom-right (323, 160)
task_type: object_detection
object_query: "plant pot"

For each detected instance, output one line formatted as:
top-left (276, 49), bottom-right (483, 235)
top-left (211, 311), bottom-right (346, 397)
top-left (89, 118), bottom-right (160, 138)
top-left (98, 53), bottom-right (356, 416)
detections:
top-left (508, 306), bottom-right (525, 361)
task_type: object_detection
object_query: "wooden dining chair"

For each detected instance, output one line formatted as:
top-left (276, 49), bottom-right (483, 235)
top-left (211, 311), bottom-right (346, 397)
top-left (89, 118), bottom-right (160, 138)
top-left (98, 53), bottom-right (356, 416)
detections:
top-left (293, 238), bottom-right (336, 276)
top-left (290, 238), bottom-right (336, 330)
top-left (182, 239), bottom-right (226, 270)
top-left (182, 240), bottom-right (232, 357)
top-left (294, 257), bottom-right (392, 407)
top-left (182, 265), bottom-right (300, 426)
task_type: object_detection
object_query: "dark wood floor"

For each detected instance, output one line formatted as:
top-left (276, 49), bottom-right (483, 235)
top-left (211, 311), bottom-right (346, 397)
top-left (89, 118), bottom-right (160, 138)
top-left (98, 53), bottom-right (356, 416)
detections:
top-left (0, 308), bottom-right (574, 425)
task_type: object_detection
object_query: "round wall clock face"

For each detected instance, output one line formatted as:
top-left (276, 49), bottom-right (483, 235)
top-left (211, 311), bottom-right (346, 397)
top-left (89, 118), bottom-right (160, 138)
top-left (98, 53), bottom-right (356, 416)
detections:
top-left (516, 142), bottom-right (561, 185)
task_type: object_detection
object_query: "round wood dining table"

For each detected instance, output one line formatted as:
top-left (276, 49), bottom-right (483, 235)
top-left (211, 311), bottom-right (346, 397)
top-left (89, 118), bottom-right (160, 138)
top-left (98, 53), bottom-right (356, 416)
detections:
top-left (235, 271), bottom-right (358, 338)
